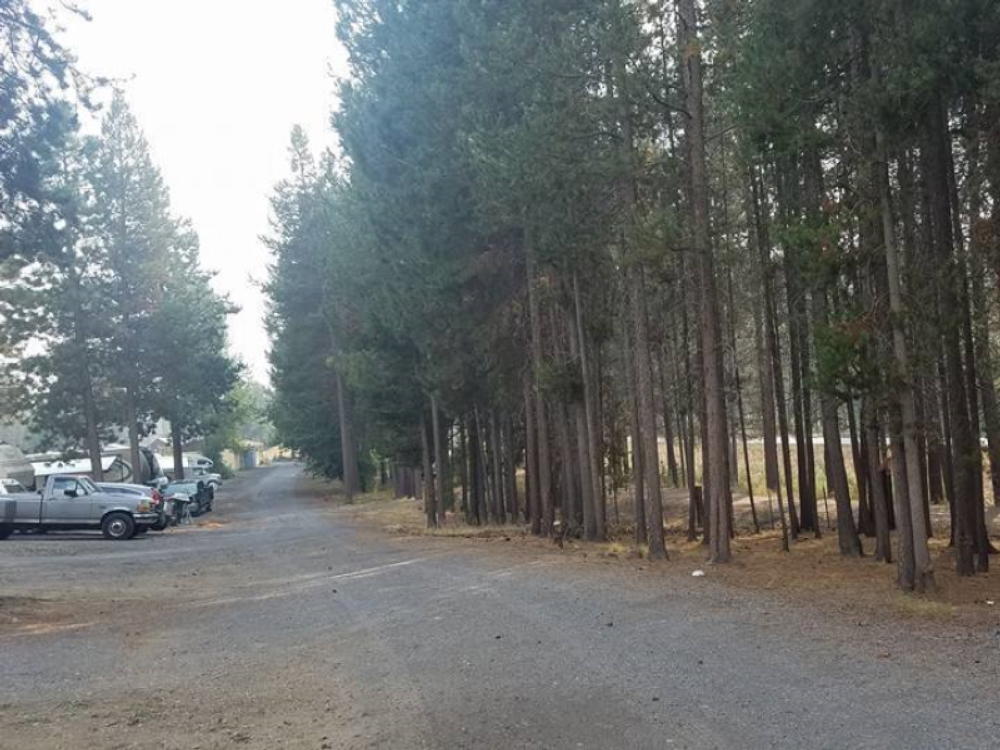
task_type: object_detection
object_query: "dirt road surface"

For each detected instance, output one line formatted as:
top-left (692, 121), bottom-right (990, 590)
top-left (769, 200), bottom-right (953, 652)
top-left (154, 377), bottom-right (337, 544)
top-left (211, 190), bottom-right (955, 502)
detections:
top-left (2, 464), bottom-right (997, 749)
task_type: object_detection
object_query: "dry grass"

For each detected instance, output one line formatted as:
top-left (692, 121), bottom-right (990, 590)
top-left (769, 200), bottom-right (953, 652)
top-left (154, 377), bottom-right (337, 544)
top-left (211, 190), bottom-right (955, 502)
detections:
top-left (891, 595), bottom-right (957, 619)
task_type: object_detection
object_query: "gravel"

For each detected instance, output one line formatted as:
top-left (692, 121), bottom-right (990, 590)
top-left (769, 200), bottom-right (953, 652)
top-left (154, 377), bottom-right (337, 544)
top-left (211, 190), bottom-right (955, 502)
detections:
top-left (1, 463), bottom-right (997, 750)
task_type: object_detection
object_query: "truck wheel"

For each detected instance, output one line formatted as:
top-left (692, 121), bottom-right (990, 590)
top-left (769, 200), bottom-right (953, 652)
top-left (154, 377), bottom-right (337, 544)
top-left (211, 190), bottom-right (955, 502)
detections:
top-left (0, 524), bottom-right (13, 540)
top-left (102, 513), bottom-right (135, 541)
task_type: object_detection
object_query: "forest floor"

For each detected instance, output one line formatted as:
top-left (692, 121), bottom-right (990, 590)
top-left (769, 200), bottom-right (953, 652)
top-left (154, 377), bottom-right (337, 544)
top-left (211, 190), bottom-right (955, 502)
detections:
top-left (337, 483), bottom-right (1000, 638)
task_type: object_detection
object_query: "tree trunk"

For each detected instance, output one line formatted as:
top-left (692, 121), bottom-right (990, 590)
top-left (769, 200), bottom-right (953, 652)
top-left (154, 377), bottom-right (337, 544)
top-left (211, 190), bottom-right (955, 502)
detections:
top-left (780, 192), bottom-right (814, 537)
top-left (489, 410), bottom-right (505, 524)
top-left (468, 414), bottom-right (483, 526)
top-left (875, 128), bottom-right (934, 587)
top-left (70, 280), bottom-right (104, 483)
top-left (848, 399), bottom-right (873, 536)
top-left (678, 0), bottom-right (730, 561)
top-left (431, 395), bottom-right (445, 524)
top-left (617, 43), bottom-right (666, 558)
top-left (863, 401), bottom-right (892, 563)
top-left (554, 401), bottom-right (578, 534)
top-left (750, 167), bottom-right (790, 550)
top-left (810, 285), bottom-right (862, 556)
top-left (926, 99), bottom-right (979, 576)
top-left (523, 380), bottom-right (539, 529)
top-left (125, 385), bottom-right (143, 484)
top-left (524, 226), bottom-right (552, 535)
top-left (658, 351), bottom-right (680, 488)
top-left (753, 285), bottom-right (780, 494)
top-left (728, 272), bottom-right (759, 534)
top-left (335, 371), bottom-right (360, 500)
top-left (171, 418), bottom-right (185, 483)
top-left (459, 419), bottom-right (469, 518)
top-left (573, 272), bottom-right (605, 540)
top-left (502, 413), bottom-right (519, 523)
top-left (421, 412), bottom-right (437, 528)
top-left (622, 318), bottom-right (646, 547)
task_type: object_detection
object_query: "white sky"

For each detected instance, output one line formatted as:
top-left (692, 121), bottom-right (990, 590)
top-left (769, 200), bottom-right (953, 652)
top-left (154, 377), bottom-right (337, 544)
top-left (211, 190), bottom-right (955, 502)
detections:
top-left (59, 0), bottom-right (345, 383)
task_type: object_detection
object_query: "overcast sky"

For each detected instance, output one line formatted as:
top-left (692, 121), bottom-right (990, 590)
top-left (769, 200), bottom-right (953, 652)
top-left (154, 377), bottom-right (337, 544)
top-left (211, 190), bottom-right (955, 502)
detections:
top-left (61, 0), bottom-right (345, 383)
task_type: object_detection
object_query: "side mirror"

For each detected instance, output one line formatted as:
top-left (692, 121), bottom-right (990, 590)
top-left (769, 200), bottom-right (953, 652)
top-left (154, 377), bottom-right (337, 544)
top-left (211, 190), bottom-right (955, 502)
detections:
top-left (64, 489), bottom-right (79, 498)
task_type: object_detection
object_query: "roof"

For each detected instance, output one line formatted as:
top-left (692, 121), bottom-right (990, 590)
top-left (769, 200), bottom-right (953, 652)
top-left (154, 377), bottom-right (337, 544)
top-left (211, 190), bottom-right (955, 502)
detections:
top-left (32, 455), bottom-right (122, 477)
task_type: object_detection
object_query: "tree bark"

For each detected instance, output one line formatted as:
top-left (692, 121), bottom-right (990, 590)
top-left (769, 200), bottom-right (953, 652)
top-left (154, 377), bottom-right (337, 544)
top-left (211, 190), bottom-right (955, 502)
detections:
top-left (421, 412), bottom-right (437, 528)
top-left (335, 370), bottom-right (361, 501)
top-left (622, 317), bottom-right (646, 547)
top-left (616, 38), bottom-right (666, 559)
top-left (502, 413), bottom-right (519, 523)
top-left (524, 226), bottom-right (552, 535)
top-left (727, 272), bottom-right (759, 534)
top-left (171, 418), bottom-right (185, 483)
top-left (863, 401), bottom-right (892, 563)
top-left (573, 272), bottom-right (605, 540)
top-left (926, 99), bottom-right (979, 576)
top-left (658, 351), bottom-right (680, 488)
top-left (523, 380), bottom-right (539, 529)
top-left (678, 0), bottom-right (730, 561)
top-left (124, 385), bottom-right (143, 484)
top-left (431, 395), bottom-right (445, 524)
top-left (874, 128), bottom-right (934, 587)
top-left (750, 167), bottom-right (790, 550)
top-left (70, 276), bottom-right (105, 483)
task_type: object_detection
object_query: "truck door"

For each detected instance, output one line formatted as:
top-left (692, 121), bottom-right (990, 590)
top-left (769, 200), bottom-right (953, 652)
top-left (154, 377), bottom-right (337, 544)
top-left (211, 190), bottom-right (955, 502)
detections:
top-left (42, 477), bottom-right (94, 525)
top-left (14, 493), bottom-right (42, 523)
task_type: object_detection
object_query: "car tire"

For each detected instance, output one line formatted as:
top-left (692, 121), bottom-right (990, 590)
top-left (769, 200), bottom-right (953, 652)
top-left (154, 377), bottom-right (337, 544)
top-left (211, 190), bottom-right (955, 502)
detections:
top-left (102, 512), bottom-right (135, 541)
top-left (0, 524), bottom-right (13, 540)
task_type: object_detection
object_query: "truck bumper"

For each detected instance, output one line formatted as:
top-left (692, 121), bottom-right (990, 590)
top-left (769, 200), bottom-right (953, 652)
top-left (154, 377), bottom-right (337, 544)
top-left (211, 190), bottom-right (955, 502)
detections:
top-left (133, 513), bottom-right (161, 527)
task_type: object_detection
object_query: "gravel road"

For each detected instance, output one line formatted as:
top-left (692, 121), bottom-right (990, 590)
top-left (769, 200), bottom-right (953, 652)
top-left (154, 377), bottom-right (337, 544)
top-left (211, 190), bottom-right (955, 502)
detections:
top-left (1, 463), bottom-right (997, 750)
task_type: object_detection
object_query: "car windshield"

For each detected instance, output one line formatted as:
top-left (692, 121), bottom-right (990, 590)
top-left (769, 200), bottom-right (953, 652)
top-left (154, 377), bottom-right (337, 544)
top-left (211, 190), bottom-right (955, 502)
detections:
top-left (167, 482), bottom-right (198, 493)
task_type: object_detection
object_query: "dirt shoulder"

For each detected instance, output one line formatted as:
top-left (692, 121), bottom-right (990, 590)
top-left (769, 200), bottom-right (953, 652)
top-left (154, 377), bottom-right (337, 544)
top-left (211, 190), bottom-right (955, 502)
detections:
top-left (327, 486), bottom-right (1000, 642)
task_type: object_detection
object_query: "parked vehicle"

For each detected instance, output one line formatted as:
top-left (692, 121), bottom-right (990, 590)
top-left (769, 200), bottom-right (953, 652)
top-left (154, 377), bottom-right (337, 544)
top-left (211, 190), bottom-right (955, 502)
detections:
top-left (0, 475), bottom-right (161, 540)
top-left (158, 453), bottom-right (216, 481)
top-left (95, 482), bottom-right (170, 531)
top-left (189, 466), bottom-right (223, 489)
top-left (32, 455), bottom-right (130, 489)
top-left (101, 445), bottom-right (168, 486)
top-left (0, 478), bottom-right (28, 495)
top-left (164, 479), bottom-right (213, 517)
top-left (0, 443), bottom-right (35, 489)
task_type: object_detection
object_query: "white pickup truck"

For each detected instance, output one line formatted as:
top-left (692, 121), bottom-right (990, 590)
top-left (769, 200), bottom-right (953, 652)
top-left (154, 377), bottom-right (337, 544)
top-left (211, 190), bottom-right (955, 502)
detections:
top-left (0, 474), bottom-right (161, 540)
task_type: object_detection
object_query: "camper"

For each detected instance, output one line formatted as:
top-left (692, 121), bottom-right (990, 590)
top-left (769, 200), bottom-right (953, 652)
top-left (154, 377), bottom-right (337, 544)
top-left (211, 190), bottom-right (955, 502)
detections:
top-left (101, 445), bottom-right (167, 486)
top-left (157, 452), bottom-right (214, 479)
top-left (0, 443), bottom-right (35, 489)
top-left (32, 455), bottom-right (132, 487)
